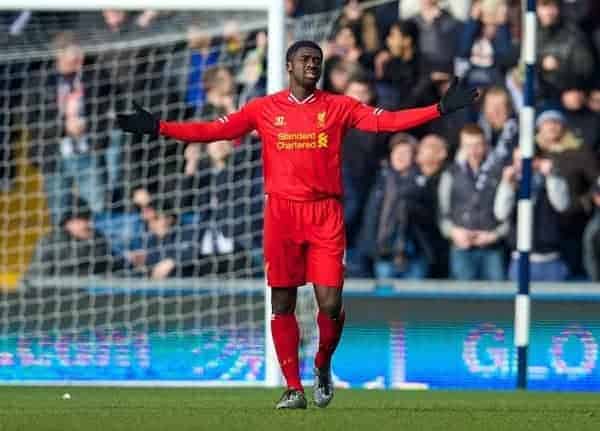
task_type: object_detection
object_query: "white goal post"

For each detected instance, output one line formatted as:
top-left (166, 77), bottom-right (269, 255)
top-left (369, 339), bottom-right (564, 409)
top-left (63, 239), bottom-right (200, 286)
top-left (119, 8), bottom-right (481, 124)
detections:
top-left (2, 0), bottom-right (286, 387)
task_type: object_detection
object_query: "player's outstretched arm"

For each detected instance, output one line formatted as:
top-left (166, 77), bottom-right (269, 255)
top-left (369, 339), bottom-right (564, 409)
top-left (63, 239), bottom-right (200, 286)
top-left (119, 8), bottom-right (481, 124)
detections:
top-left (117, 102), bottom-right (255, 143)
top-left (350, 77), bottom-right (478, 132)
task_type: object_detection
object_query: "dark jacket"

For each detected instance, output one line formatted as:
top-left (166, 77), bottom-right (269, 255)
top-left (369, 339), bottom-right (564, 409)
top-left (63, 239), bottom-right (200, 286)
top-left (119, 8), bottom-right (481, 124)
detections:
top-left (478, 116), bottom-right (518, 162)
top-left (410, 10), bottom-right (462, 67)
top-left (563, 108), bottom-right (600, 154)
top-left (458, 20), bottom-right (513, 87)
top-left (496, 173), bottom-right (570, 254)
top-left (537, 20), bottom-right (596, 99)
top-left (342, 128), bottom-right (388, 245)
top-left (359, 165), bottom-right (438, 264)
top-left (537, 131), bottom-right (599, 229)
top-left (439, 157), bottom-right (507, 240)
top-left (164, 148), bottom-right (263, 251)
top-left (27, 64), bottom-right (112, 173)
top-left (140, 223), bottom-right (201, 277)
top-left (24, 229), bottom-right (126, 281)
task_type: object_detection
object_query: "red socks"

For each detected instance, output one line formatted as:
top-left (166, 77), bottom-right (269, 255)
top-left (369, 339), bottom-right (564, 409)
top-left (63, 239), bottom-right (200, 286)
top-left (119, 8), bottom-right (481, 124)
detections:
top-left (271, 309), bottom-right (346, 391)
top-left (271, 313), bottom-right (302, 391)
top-left (314, 309), bottom-right (346, 370)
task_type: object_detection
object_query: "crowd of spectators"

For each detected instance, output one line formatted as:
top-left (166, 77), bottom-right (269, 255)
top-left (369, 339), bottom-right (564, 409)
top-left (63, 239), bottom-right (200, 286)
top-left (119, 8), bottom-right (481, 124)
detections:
top-left (2, 0), bottom-right (600, 283)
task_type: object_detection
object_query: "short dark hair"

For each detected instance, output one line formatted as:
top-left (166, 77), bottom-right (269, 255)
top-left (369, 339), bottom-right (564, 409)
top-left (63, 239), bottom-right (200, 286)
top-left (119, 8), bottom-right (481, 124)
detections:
top-left (389, 132), bottom-right (418, 152)
top-left (460, 123), bottom-right (486, 139)
top-left (60, 197), bottom-right (92, 228)
top-left (286, 40), bottom-right (323, 62)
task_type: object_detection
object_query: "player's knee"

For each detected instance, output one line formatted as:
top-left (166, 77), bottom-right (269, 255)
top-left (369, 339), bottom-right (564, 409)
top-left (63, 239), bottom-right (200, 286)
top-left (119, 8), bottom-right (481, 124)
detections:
top-left (271, 289), bottom-right (297, 314)
top-left (318, 300), bottom-right (342, 319)
top-left (271, 301), bottom-right (296, 315)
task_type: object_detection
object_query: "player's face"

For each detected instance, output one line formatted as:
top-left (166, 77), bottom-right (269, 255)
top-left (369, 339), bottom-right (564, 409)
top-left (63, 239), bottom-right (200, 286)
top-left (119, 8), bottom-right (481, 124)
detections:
top-left (287, 47), bottom-right (322, 89)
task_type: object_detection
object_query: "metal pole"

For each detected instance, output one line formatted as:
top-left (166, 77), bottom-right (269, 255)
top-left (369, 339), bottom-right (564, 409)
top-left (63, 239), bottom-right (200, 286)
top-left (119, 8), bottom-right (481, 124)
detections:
top-left (515, 0), bottom-right (537, 390)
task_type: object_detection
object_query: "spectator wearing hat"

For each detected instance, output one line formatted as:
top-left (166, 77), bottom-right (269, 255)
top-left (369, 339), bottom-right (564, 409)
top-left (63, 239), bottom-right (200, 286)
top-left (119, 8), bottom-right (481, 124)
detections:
top-left (24, 197), bottom-right (127, 283)
top-left (536, 109), bottom-right (600, 278)
top-left (583, 177), bottom-right (600, 281)
top-left (561, 84), bottom-right (600, 155)
top-left (438, 124), bottom-right (508, 281)
top-left (495, 147), bottom-right (570, 281)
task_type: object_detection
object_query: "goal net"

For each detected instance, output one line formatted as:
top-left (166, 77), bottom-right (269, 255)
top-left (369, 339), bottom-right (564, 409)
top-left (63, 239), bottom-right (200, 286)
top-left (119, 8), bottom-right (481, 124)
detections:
top-left (0, 4), bottom-right (343, 385)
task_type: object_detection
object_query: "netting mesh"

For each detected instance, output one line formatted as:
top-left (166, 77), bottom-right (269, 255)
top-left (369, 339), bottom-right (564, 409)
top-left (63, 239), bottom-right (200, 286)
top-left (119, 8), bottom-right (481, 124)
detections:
top-left (0, 6), bottom-right (349, 383)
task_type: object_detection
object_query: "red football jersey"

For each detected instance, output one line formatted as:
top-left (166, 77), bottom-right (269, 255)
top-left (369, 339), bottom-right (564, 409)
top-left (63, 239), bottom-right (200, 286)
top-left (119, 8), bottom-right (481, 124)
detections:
top-left (159, 89), bottom-right (440, 201)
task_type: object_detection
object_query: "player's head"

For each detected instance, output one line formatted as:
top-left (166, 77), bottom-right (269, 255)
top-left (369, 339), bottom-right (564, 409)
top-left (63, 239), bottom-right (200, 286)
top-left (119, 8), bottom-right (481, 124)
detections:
top-left (286, 40), bottom-right (323, 90)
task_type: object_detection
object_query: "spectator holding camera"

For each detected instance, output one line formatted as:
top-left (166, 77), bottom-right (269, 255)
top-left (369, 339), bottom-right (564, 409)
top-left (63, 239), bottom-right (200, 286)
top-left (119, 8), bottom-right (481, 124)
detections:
top-left (438, 124), bottom-right (507, 280)
top-left (495, 148), bottom-right (570, 281)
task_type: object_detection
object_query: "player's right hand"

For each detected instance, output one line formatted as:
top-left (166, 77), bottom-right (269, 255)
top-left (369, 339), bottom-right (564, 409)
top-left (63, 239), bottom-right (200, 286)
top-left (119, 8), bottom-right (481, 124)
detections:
top-left (117, 101), bottom-right (159, 138)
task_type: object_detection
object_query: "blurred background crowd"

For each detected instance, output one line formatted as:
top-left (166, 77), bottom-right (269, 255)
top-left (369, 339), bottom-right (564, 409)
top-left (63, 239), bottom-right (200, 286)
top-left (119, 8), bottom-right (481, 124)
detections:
top-left (1, 0), bottom-right (600, 284)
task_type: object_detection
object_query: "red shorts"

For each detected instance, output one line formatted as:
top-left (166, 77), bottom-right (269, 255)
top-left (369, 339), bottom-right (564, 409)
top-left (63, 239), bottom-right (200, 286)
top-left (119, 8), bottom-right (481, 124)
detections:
top-left (264, 195), bottom-right (345, 288)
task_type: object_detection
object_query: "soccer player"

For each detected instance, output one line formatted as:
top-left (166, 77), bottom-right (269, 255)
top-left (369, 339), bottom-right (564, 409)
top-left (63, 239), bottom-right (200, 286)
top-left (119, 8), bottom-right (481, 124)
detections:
top-left (117, 40), bottom-right (477, 409)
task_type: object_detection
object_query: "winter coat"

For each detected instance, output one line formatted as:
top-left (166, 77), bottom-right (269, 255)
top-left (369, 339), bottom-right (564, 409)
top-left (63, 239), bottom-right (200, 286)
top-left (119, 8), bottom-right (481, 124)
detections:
top-left (27, 66), bottom-right (112, 173)
top-left (359, 165), bottom-right (439, 264)
top-left (537, 20), bottom-right (596, 98)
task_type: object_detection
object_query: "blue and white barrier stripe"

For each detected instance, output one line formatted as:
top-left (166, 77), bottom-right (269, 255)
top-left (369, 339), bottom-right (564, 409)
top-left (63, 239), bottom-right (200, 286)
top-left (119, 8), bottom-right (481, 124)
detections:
top-left (516, 0), bottom-right (537, 390)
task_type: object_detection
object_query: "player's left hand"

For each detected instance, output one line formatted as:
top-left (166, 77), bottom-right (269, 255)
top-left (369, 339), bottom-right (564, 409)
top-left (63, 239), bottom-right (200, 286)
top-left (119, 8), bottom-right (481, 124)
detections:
top-left (117, 101), bottom-right (160, 139)
top-left (438, 77), bottom-right (479, 115)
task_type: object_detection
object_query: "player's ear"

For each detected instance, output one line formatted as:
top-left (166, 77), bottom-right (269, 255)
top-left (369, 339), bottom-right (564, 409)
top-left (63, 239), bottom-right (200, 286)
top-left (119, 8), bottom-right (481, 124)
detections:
top-left (286, 60), bottom-right (292, 73)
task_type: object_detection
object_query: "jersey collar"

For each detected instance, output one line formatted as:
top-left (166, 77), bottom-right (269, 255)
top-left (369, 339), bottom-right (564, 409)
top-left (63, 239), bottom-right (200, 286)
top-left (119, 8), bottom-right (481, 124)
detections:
top-left (287, 90), bottom-right (318, 105)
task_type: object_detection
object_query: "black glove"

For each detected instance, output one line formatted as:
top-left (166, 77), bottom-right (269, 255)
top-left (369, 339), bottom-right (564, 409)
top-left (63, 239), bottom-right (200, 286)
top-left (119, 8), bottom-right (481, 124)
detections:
top-left (117, 101), bottom-right (159, 138)
top-left (437, 77), bottom-right (479, 115)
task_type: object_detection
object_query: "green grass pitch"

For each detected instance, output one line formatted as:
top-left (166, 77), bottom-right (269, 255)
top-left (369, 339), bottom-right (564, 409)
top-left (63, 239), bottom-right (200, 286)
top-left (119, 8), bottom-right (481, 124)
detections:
top-left (1, 387), bottom-right (599, 431)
